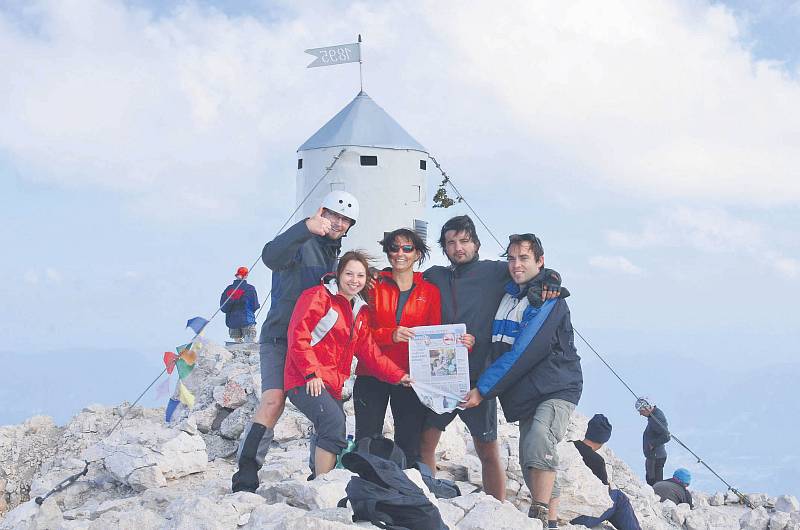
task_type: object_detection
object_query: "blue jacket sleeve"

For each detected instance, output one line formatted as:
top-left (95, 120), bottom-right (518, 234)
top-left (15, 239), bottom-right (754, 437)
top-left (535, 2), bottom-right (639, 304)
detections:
top-left (476, 299), bottom-right (560, 399)
top-left (248, 285), bottom-right (260, 311)
top-left (262, 220), bottom-right (315, 271)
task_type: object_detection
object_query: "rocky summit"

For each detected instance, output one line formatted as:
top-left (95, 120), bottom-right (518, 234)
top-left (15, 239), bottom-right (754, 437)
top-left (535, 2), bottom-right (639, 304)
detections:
top-left (1, 343), bottom-right (797, 529)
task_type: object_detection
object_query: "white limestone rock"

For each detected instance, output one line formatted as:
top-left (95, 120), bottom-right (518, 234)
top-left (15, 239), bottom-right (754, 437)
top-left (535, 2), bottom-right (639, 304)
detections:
top-left (219, 403), bottom-right (255, 440)
top-left (709, 491), bottom-right (726, 506)
top-left (740, 506), bottom-right (771, 530)
top-left (776, 495), bottom-right (800, 513)
top-left (452, 492), bottom-right (541, 530)
top-left (555, 440), bottom-right (614, 521)
top-left (214, 380), bottom-right (248, 409)
top-left (82, 419), bottom-right (207, 491)
top-left (263, 469), bottom-right (353, 510)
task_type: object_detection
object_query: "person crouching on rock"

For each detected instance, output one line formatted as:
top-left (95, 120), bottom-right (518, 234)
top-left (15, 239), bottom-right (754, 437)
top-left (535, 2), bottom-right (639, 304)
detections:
top-left (284, 251), bottom-right (412, 478)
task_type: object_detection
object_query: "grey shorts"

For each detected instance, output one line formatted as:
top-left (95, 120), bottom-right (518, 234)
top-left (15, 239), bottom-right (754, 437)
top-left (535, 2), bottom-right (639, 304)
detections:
top-left (287, 385), bottom-right (346, 455)
top-left (230, 325), bottom-right (257, 341)
top-left (259, 339), bottom-right (288, 393)
top-left (425, 396), bottom-right (497, 442)
top-left (519, 398), bottom-right (575, 497)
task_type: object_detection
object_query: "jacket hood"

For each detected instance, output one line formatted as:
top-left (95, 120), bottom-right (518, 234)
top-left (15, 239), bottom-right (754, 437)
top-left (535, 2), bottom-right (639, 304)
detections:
top-left (322, 276), bottom-right (368, 317)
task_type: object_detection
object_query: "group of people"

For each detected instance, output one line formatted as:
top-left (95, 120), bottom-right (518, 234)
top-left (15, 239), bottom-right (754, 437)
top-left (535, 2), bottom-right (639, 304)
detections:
top-left (222, 189), bottom-right (691, 528)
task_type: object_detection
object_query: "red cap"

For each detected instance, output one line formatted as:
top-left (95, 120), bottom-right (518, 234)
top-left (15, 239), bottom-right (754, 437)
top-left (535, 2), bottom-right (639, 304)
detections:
top-left (236, 266), bottom-right (249, 278)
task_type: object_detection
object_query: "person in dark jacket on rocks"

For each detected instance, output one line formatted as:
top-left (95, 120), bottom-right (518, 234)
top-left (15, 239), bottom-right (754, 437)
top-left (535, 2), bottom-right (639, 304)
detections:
top-left (570, 414), bottom-right (643, 530)
top-left (419, 218), bottom-right (562, 503)
top-left (219, 266), bottom-right (260, 343)
top-left (636, 397), bottom-right (671, 486)
top-left (463, 233), bottom-right (578, 528)
top-left (574, 414), bottom-right (613, 486)
top-left (232, 190), bottom-right (360, 493)
top-left (653, 468), bottom-right (693, 507)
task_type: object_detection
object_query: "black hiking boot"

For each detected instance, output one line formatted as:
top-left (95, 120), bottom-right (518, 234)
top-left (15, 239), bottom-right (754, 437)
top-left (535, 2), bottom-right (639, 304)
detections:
top-left (231, 423), bottom-right (268, 493)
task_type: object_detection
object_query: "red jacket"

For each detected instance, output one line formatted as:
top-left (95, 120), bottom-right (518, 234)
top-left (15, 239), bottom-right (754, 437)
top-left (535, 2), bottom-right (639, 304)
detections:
top-left (285, 279), bottom-right (406, 399)
top-left (356, 271), bottom-right (442, 375)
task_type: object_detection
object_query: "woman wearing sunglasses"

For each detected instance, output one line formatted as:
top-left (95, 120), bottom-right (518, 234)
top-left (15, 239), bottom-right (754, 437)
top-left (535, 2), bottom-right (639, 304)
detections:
top-left (353, 228), bottom-right (442, 466)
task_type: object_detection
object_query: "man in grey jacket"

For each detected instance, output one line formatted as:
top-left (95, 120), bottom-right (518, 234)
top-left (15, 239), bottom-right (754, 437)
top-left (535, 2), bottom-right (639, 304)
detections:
top-left (232, 191), bottom-right (359, 493)
top-left (636, 397), bottom-right (671, 486)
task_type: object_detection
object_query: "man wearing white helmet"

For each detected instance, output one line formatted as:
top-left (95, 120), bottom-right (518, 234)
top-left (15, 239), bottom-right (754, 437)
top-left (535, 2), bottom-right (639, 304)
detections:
top-left (636, 397), bottom-right (671, 486)
top-left (232, 190), bottom-right (359, 493)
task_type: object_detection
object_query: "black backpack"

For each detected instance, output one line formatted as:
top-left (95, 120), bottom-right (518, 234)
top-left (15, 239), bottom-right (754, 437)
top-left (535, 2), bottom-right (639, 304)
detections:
top-left (355, 435), bottom-right (408, 468)
top-left (413, 462), bottom-right (461, 499)
top-left (338, 451), bottom-right (449, 530)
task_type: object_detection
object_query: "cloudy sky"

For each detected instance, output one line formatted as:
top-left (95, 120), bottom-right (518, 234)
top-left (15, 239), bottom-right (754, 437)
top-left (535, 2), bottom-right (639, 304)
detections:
top-left (1, 0), bottom-right (799, 494)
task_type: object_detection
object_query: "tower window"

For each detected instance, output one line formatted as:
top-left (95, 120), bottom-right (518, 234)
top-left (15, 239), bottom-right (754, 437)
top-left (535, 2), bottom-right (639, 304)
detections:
top-left (413, 219), bottom-right (428, 243)
top-left (360, 155), bottom-right (378, 166)
top-left (297, 159), bottom-right (303, 169)
top-left (419, 160), bottom-right (427, 170)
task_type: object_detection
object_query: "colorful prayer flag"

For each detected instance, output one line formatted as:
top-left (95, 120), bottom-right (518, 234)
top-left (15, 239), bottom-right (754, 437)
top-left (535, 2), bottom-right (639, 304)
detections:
top-left (186, 316), bottom-right (209, 335)
top-left (178, 381), bottom-right (195, 407)
top-left (165, 398), bottom-right (180, 422)
top-left (163, 352), bottom-right (178, 374)
top-left (155, 377), bottom-right (171, 399)
top-left (179, 348), bottom-right (197, 366)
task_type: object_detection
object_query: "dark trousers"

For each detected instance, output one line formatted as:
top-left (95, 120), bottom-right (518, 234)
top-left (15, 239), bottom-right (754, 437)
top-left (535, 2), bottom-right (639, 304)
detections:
top-left (645, 457), bottom-right (667, 486)
top-left (353, 375), bottom-right (427, 465)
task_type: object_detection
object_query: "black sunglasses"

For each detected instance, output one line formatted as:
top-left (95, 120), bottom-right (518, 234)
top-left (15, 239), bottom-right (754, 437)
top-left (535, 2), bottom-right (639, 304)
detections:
top-left (389, 243), bottom-right (416, 253)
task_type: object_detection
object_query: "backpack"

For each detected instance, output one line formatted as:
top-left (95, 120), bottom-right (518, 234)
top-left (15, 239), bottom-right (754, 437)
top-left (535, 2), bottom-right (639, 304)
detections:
top-left (338, 451), bottom-right (449, 530)
top-left (413, 462), bottom-right (461, 499)
top-left (355, 435), bottom-right (408, 469)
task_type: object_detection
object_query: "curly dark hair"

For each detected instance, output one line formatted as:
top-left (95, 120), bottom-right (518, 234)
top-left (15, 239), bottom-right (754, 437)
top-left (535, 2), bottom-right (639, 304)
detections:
top-left (378, 228), bottom-right (430, 265)
top-left (438, 215), bottom-right (480, 251)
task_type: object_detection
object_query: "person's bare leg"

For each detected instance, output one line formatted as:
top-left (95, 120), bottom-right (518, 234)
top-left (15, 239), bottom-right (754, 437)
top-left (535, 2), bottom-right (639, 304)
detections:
top-left (526, 467), bottom-right (556, 504)
top-left (314, 447), bottom-right (337, 477)
top-left (548, 496), bottom-right (560, 523)
top-left (474, 438), bottom-right (506, 502)
top-left (419, 427), bottom-right (443, 473)
top-left (253, 388), bottom-right (286, 427)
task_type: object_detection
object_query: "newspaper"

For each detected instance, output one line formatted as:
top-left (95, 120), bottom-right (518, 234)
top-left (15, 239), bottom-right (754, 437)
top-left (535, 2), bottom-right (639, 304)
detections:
top-left (409, 324), bottom-right (471, 414)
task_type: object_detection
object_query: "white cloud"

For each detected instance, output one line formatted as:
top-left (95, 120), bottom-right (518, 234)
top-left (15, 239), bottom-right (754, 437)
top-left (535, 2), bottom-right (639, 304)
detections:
top-left (2, 0), bottom-right (800, 225)
top-left (588, 255), bottom-right (643, 275)
top-left (606, 206), bottom-right (799, 278)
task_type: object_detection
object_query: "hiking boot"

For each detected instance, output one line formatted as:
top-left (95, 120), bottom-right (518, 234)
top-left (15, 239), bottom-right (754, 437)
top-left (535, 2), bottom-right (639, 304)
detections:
top-left (231, 464), bottom-right (259, 493)
top-left (528, 503), bottom-right (549, 525)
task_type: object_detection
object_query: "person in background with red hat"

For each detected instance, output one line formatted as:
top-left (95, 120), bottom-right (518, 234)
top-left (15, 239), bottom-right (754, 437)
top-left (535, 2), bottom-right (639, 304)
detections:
top-left (220, 266), bottom-right (260, 343)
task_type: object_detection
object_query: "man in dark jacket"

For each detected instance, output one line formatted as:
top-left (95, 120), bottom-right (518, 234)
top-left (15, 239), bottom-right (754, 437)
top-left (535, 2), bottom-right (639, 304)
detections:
top-left (636, 397), bottom-right (671, 485)
top-left (463, 233), bottom-right (579, 528)
top-left (570, 414), bottom-right (643, 530)
top-left (653, 468), bottom-right (693, 507)
top-left (232, 191), bottom-right (359, 493)
top-left (419, 218), bottom-right (562, 503)
top-left (220, 266), bottom-right (260, 343)
top-left (574, 414), bottom-right (613, 486)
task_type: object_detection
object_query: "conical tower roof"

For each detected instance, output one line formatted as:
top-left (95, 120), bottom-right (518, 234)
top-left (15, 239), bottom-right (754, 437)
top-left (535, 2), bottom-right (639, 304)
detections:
top-left (298, 91), bottom-right (426, 153)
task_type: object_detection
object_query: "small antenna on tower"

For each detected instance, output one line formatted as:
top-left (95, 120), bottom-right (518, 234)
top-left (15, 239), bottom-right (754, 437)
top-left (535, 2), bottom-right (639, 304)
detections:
top-left (358, 34), bottom-right (364, 93)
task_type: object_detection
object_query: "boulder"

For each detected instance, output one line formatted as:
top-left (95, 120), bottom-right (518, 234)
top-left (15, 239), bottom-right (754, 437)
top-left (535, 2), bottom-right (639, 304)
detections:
top-left (82, 419), bottom-right (206, 491)
top-left (740, 506), bottom-right (770, 530)
top-left (776, 495), bottom-right (800, 513)
top-left (450, 493), bottom-right (540, 529)
top-left (262, 469), bottom-right (353, 510)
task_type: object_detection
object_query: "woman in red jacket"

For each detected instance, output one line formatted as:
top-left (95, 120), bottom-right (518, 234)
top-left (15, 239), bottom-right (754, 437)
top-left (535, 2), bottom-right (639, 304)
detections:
top-left (353, 228), bottom-right (442, 465)
top-left (285, 251), bottom-right (411, 478)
